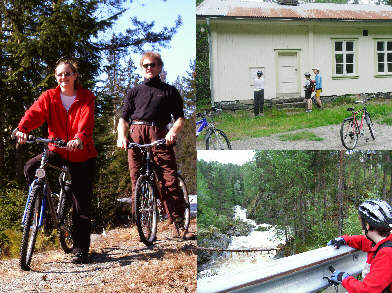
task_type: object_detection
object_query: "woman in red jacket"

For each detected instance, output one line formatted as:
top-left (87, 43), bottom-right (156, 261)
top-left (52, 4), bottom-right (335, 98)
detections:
top-left (13, 58), bottom-right (97, 264)
top-left (327, 199), bottom-right (392, 293)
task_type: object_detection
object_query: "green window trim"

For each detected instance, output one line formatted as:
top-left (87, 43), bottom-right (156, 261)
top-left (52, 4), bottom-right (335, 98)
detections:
top-left (332, 75), bottom-right (359, 80)
top-left (374, 74), bottom-right (392, 78)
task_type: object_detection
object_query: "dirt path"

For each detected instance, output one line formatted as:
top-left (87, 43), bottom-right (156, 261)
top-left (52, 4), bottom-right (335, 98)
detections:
top-left (0, 219), bottom-right (197, 293)
top-left (197, 122), bottom-right (391, 150)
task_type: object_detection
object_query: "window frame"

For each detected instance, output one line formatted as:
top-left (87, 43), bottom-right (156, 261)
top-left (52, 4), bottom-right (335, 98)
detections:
top-left (375, 39), bottom-right (392, 77)
top-left (332, 38), bottom-right (358, 79)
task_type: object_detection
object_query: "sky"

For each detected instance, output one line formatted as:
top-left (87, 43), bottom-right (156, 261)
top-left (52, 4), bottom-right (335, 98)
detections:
top-left (100, 0), bottom-right (195, 83)
top-left (197, 150), bottom-right (256, 165)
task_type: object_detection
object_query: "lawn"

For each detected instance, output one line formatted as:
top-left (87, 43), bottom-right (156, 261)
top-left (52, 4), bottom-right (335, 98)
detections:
top-left (197, 99), bottom-right (392, 142)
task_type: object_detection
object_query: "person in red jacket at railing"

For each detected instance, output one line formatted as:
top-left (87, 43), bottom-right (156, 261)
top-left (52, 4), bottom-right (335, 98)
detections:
top-left (13, 58), bottom-right (97, 264)
top-left (327, 199), bottom-right (392, 293)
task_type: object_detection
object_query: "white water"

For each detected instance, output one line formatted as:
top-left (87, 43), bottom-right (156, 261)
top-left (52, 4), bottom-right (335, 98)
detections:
top-left (199, 205), bottom-right (287, 278)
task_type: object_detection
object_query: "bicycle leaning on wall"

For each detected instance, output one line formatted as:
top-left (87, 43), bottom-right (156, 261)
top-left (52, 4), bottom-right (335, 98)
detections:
top-left (12, 134), bottom-right (74, 271)
top-left (196, 108), bottom-right (232, 150)
top-left (340, 99), bottom-right (375, 150)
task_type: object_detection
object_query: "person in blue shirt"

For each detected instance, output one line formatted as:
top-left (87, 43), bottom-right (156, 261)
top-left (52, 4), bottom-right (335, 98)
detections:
top-left (312, 66), bottom-right (323, 109)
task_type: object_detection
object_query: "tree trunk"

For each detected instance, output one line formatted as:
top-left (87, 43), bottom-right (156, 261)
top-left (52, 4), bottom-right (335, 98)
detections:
top-left (382, 152), bottom-right (389, 200)
top-left (390, 151), bottom-right (392, 203)
top-left (337, 150), bottom-right (345, 235)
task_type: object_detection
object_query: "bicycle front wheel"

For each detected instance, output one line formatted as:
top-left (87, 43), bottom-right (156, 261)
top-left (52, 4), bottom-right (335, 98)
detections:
top-left (20, 183), bottom-right (42, 271)
top-left (58, 187), bottom-right (73, 253)
top-left (340, 118), bottom-right (358, 150)
top-left (135, 175), bottom-right (157, 246)
top-left (206, 129), bottom-right (232, 150)
top-left (366, 114), bottom-right (375, 140)
top-left (178, 175), bottom-right (190, 231)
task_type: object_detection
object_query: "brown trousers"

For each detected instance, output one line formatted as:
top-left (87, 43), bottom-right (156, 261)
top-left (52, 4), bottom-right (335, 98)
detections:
top-left (128, 124), bottom-right (185, 223)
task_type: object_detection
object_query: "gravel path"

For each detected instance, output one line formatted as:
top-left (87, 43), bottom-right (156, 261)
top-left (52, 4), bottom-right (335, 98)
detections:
top-left (0, 219), bottom-right (197, 293)
top-left (197, 123), bottom-right (391, 150)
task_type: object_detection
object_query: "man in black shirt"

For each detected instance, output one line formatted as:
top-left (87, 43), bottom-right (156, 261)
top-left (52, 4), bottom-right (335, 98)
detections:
top-left (117, 51), bottom-right (193, 240)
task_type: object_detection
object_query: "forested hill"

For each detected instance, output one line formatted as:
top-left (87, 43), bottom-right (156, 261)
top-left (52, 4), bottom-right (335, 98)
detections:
top-left (198, 151), bottom-right (392, 254)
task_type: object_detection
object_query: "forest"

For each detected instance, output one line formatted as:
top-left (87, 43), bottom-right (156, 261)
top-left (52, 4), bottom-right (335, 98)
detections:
top-left (197, 150), bottom-right (392, 265)
top-left (0, 1), bottom-right (195, 258)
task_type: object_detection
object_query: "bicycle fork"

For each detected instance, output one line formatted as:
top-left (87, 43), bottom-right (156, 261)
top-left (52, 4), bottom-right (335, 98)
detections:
top-left (22, 181), bottom-right (47, 228)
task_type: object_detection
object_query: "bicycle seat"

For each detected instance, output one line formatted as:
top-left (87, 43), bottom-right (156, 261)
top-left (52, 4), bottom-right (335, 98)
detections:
top-left (347, 107), bottom-right (355, 112)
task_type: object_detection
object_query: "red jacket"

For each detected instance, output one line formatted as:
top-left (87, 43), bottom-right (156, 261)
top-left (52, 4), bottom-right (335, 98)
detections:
top-left (18, 85), bottom-right (98, 162)
top-left (341, 234), bottom-right (392, 293)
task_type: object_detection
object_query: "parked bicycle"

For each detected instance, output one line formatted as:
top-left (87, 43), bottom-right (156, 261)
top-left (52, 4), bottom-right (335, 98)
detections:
top-left (196, 108), bottom-right (232, 150)
top-left (127, 139), bottom-right (190, 246)
top-left (340, 99), bottom-right (375, 150)
top-left (14, 135), bottom-right (73, 271)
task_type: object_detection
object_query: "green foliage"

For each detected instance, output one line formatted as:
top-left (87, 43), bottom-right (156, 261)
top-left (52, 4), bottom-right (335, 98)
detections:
top-left (343, 205), bottom-right (363, 236)
top-left (196, 23), bottom-right (210, 107)
top-left (198, 150), bottom-right (392, 256)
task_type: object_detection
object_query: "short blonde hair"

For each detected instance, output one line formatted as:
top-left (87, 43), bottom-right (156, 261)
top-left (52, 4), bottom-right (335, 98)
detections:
top-left (140, 51), bottom-right (163, 68)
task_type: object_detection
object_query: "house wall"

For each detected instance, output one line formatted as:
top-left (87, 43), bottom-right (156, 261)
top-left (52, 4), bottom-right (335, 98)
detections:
top-left (209, 19), bottom-right (392, 102)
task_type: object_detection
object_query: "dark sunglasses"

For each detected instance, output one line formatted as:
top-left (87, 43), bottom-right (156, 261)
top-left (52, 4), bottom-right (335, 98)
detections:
top-left (56, 72), bottom-right (73, 77)
top-left (142, 63), bottom-right (156, 69)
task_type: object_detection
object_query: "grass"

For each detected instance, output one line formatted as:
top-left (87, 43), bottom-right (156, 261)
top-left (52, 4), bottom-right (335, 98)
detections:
top-left (279, 131), bottom-right (324, 142)
top-left (197, 99), bottom-right (392, 141)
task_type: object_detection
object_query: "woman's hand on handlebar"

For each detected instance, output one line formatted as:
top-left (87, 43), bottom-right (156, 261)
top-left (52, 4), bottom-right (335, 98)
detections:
top-left (12, 129), bottom-right (27, 144)
top-left (67, 138), bottom-right (82, 151)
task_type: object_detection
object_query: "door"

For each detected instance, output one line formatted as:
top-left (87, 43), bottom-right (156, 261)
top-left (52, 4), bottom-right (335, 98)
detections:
top-left (277, 52), bottom-right (299, 97)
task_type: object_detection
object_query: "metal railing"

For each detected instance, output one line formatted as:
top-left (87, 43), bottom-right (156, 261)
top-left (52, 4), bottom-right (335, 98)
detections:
top-left (197, 245), bottom-right (366, 293)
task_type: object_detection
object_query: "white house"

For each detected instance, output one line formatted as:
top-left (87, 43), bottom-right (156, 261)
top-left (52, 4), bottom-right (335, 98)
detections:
top-left (197, 0), bottom-right (392, 105)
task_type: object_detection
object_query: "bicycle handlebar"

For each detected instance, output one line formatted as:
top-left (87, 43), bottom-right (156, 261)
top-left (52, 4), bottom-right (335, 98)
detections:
top-left (26, 136), bottom-right (67, 148)
top-left (196, 107), bottom-right (222, 118)
top-left (127, 139), bottom-right (166, 149)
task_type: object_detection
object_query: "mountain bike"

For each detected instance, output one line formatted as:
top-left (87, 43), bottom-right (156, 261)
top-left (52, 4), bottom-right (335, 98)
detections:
top-left (15, 136), bottom-right (73, 271)
top-left (196, 108), bottom-right (231, 150)
top-left (127, 139), bottom-right (190, 246)
top-left (340, 99), bottom-right (375, 150)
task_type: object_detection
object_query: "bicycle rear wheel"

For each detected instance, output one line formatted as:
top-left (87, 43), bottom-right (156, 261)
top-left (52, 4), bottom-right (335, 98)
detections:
top-left (340, 118), bottom-right (358, 150)
top-left (20, 183), bottom-right (42, 271)
top-left (135, 175), bottom-right (157, 246)
top-left (178, 175), bottom-right (190, 231)
top-left (58, 187), bottom-right (73, 253)
top-left (366, 114), bottom-right (375, 140)
top-left (206, 129), bottom-right (232, 150)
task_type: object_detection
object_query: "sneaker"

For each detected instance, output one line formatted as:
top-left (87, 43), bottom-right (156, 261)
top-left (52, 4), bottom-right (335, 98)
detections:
top-left (171, 218), bottom-right (195, 240)
top-left (306, 109), bottom-right (312, 113)
top-left (71, 249), bottom-right (89, 264)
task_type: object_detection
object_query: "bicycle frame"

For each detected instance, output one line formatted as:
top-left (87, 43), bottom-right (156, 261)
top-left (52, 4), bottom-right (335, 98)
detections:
top-left (21, 145), bottom-right (70, 230)
top-left (350, 105), bottom-right (369, 134)
top-left (355, 110), bottom-right (365, 131)
top-left (196, 117), bottom-right (208, 137)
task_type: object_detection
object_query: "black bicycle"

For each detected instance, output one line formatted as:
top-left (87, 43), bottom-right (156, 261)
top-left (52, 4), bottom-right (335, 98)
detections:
top-left (340, 99), bottom-right (375, 150)
top-left (127, 139), bottom-right (190, 246)
top-left (15, 135), bottom-right (73, 271)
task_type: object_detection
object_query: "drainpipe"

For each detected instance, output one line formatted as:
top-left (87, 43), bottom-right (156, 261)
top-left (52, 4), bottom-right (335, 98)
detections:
top-left (206, 17), bottom-right (214, 107)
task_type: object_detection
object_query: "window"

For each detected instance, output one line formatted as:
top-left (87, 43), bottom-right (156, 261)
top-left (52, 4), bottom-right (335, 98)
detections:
top-left (334, 40), bottom-right (356, 76)
top-left (376, 40), bottom-right (392, 74)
